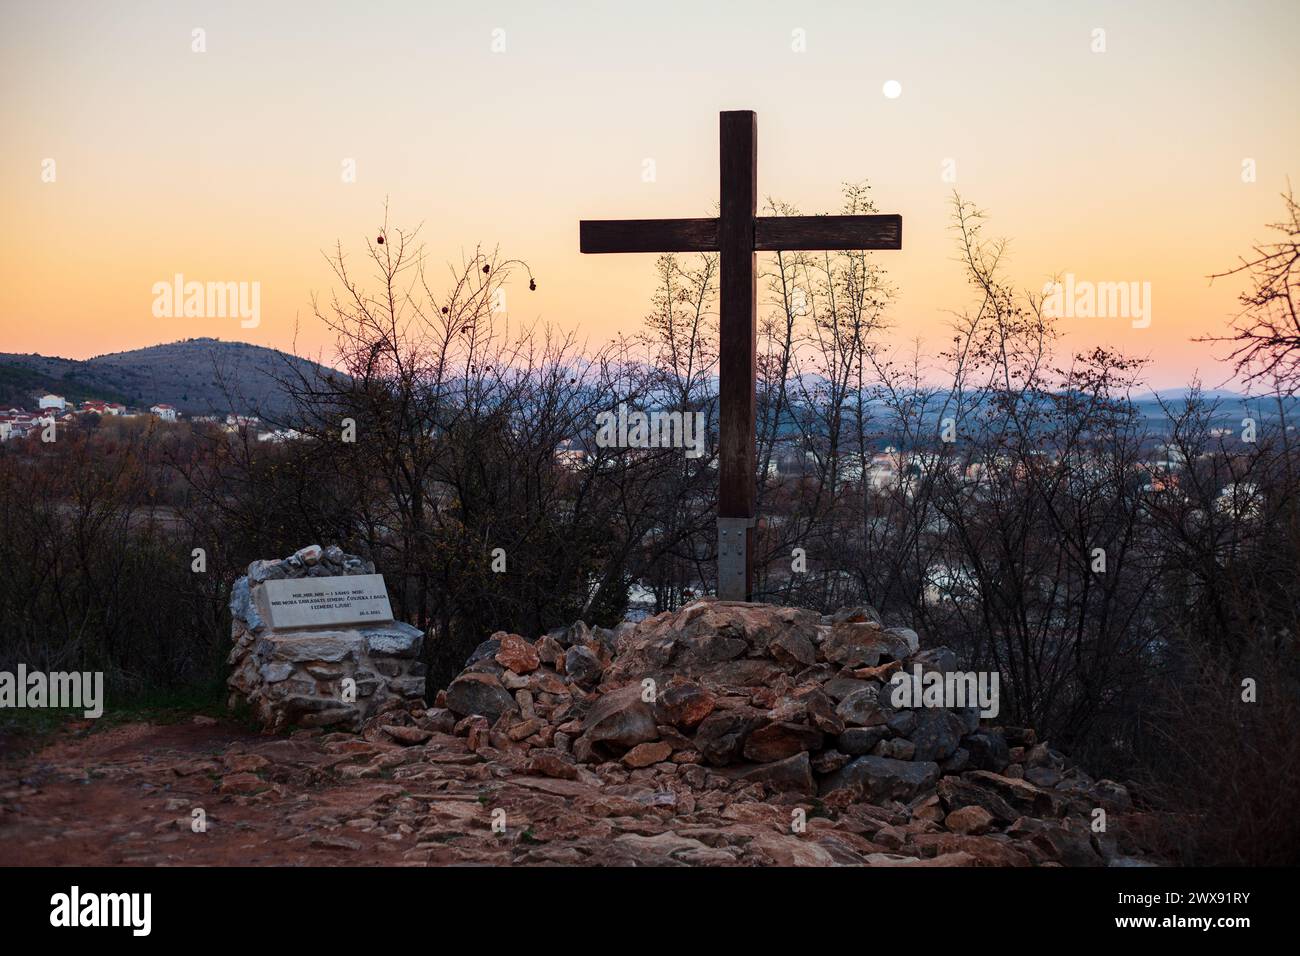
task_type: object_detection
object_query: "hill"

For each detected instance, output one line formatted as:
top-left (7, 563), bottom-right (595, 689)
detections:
top-left (0, 338), bottom-right (336, 417)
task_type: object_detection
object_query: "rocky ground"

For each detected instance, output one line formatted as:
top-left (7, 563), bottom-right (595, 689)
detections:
top-left (0, 600), bottom-right (1163, 867)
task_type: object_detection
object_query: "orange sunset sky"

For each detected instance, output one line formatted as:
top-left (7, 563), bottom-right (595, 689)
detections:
top-left (2, 0), bottom-right (1297, 388)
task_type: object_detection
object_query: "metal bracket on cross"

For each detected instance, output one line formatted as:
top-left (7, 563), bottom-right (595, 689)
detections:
top-left (717, 516), bottom-right (756, 601)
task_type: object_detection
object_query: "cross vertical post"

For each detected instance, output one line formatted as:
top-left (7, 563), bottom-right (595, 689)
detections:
top-left (716, 111), bottom-right (758, 601)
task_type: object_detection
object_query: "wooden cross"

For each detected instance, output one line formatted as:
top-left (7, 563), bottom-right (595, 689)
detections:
top-left (580, 110), bottom-right (902, 601)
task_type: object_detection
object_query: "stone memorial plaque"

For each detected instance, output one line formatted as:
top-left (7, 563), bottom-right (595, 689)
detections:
top-left (261, 574), bottom-right (394, 629)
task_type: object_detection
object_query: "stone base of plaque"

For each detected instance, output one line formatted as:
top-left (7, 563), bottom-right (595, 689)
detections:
top-left (227, 544), bottom-right (426, 731)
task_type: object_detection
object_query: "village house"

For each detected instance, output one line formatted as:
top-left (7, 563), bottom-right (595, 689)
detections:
top-left (0, 410), bottom-right (41, 440)
top-left (867, 448), bottom-right (902, 493)
top-left (149, 404), bottom-right (178, 422)
top-left (225, 413), bottom-right (260, 431)
top-left (78, 400), bottom-right (127, 416)
top-left (38, 393), bottom-right (66, 411)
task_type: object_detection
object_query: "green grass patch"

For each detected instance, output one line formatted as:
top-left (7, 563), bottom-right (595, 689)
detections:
top-left (0, 680), bottom-right (252, 760)
top-left (96, 684), bottom-right (229, 724)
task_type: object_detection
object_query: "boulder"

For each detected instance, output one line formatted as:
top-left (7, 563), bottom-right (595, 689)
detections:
top-left (736, 752), bottom-right (816, 795)
top-left (907, 709), bottom-right (965, 762)
top-left (874, 738), bottom-right (915, 760)
top-left (965, 770), bottom-right (1058, 818)
top-left (622, 741), bottom-right (673, 768)
top-left (910, 646), bottom-right (959, 673)
top-left (823, 677), bottom-right (874, 701)
top-left (525, 751), bottom-right (580, 780)
top-left (768, 629), bottom-right (817, 666)
top-left (654, 681), bottom-right (716, 730)
top-left (694, 709), bottom-right (766, 766)
top-left (835, 687), bottom-right (887, 727)
top-left (534, 634), bottom-right (565, 666)
top-left (576, 685), bottom-right (658, 755)
top-left (564, 645), bottom-right (603, 686)
top-left (742, 722), bottom-right (824, 763)
top-left (837, 726), bottom-right (890, 755)
top-left (364, 622), bottom-right (423, 658)
top-left (465, 638), bottom-right (502, 666)
top-left (830, 605), bottom-right (883, 626)
top-left (945, 805), bottom-right (994, 835)
top-left (941, 748), bottom-right (971, 774)
top-left (446, 672), bottom-right (518, 722)
top-left (383, 724), bottom-right (433, 745)
top-left (937, 775), bottom-right (1018, 825)
top-left (1007, 817), bottom-right (1102, 867)
top-left (804, 690), bottom-right (846, 735)
top-left (495, 633), bottom-right (540, 674)
top-left (1024, 766), bottom-right (1062, 788)
top-left (912, 833), bottom-right (1030, 867)
top-left (819, 756), bottom-right (940, 803)
top-left (822, 622), bottom-right (912, 667)
top-left (963, 731), bottom-right (1011, 773)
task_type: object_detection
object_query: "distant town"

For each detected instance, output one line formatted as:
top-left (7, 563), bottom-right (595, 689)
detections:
top-left (0, 392), bottom-right (300, 443)
top-left (2, 388), bottom-right (1268, 512)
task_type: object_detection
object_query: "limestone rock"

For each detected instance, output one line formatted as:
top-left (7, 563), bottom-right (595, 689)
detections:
top-left (835, 688), bottom-right (887, 727)
top-left (937, 775), bottom-right (1018, 825)
top-left (945, 805), bottom-right (994, 835)
top-left (736, 752), bottom-right (816, 795)
top-left (564, 646), bottom-right (602, 686)
top-left (907, 709), bottom-right (965, 762)
top-left (622, 741), bottom-right (673, 768)
top-left (446, 672), bottom-right (518, 722)
top-left (768, 629), bottom-right (816, 666)
top-left (742, 721), bottom-right (824, 763)
top-left (576, 685), bottom-right (658, 755)
top-left (694, 709), bottom-right (766, 766)
top-left (383, 725), bottom-right (433, 745)
top-left (963, 731), bottom-right (1011, 773)
top-left (495, 633), bottom-right (541, 674)
top-left (820, 756), bottom-right (940, 803)
top-left (364, 623), bottom-right (423, 658)
top-left (822, 622), bottom-right (910, 667)
top-left (837, 726), bottom-right (890, 755)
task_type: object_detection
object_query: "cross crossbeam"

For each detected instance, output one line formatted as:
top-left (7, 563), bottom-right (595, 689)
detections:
top-left (579, 110), bottom-right (902, 600)
top-left (580, 214), bottom-right (903, 254)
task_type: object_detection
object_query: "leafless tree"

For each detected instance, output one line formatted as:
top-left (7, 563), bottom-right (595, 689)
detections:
top-left (1202, 186), bottom-right (1300, 389)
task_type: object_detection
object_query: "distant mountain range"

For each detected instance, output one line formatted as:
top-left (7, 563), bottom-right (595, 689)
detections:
top-left (1, 339), bottom-right (1280, 429)
top-left (0, 338), bottom-right (336, 416)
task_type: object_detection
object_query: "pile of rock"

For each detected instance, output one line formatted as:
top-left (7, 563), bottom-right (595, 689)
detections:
top-left (227, 546), bottom-right (426, 731)
top-left (428, 598), bottom-right (1142, 866)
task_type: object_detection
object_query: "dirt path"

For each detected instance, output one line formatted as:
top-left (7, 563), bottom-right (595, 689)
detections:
top-left (1, 712), bottom-right (1137, 867)
top-left (0, 718), bottom-right (517, 866)
top-left (0, 712), bottom-right (925, 867)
